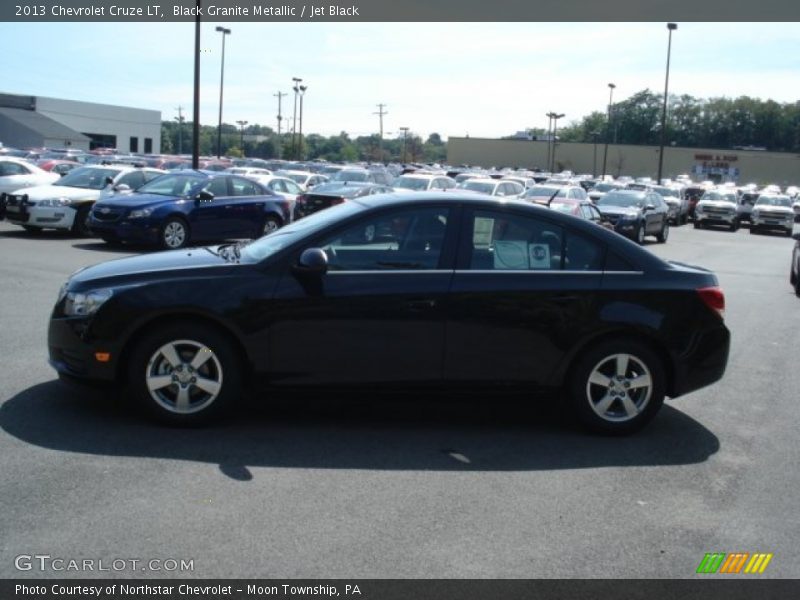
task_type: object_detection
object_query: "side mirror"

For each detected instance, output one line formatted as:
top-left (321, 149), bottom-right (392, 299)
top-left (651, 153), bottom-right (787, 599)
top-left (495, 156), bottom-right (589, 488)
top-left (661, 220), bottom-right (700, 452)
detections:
top-left (293, 248), bottom-right (328, 275)
top-left (645, 204), bottom-right (655, 211)
top-left (104, 176), bottom-right (114, 186)
top-left (195, 190), bottom-right (214, 202)
top-left (113, 183), bottom-right (131, 193)
top-left (792, 232), bottom-right (800, 241)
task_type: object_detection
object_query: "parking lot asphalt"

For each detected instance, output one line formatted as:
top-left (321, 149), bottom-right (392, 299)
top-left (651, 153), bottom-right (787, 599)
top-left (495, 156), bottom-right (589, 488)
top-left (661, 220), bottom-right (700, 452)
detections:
top-left (1, 220), bottom-right (798, 579)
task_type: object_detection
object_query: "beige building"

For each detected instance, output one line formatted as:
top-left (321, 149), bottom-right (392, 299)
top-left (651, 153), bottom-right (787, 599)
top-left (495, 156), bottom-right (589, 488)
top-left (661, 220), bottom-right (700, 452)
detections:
top-left (447, 137), bottom-right (800, 185)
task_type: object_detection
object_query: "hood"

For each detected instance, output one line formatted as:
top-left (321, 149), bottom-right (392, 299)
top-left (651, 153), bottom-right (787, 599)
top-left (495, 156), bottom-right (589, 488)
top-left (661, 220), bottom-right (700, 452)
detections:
top-left (698, 200), bottom-right (735, 208)
top-left (598, 205), bottom-right (641, 218)
top-left (68, 246), bottom-right (242, 289)
top-left (94, 193), bottom-right (190, 209)
top-left (13, 184), bottom-right (102, 203)
top-left (754, 205), bottom-right (793, 213)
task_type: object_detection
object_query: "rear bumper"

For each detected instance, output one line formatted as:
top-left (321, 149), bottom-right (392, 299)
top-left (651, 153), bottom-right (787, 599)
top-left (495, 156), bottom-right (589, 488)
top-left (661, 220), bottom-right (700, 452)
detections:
top-left (670, 323), bottom-right (730, 398)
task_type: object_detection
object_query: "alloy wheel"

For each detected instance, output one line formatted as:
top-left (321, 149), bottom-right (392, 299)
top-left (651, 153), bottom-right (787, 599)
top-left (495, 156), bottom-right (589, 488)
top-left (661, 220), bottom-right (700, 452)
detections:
top-left (163, 221), bottom-right (187, 248)
top-left (585, 353), bottom-right (653, 423)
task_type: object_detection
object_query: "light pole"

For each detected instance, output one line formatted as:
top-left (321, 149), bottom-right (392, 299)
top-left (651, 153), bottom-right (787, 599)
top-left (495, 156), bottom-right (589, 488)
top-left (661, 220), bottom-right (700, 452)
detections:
top-left (191, 2), bottom-right (200, 169)
top-left (236, 120), bottom-right (248, 153)
top-left (657, 23), bottom-right (678, 184)
top-left (551, 113), bottom-right (565, 172)
top-left (291, 77), bottom-right (302, 158)
top-left (174, 106), bottom-right (185, 155)
top-left (601, 82), bottom-right (616, 179)
top-left (545, 112), bottom-right (555, 171)
top-left (591, 130), bottom-right (600, 178)
top-left (298, 85), bottom-right (307, 160)
top-left (374, 103), bottom-right (388, 162)
top-left (399, 126), bottom-right (409, 163)
top-left (215, 26), bottom-right (231, 159)
top-left (274, 91), bottom-right (286, 158)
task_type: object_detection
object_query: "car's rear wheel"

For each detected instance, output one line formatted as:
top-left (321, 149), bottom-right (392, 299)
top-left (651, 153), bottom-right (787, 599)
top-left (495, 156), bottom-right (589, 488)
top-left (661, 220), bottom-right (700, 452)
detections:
top-left (71, 205), bottom-right (92, 237)
top-left (161, 217), bottom-right (189, 249)
top-left (262, 215), bottom-right (282, 236)
top-left (567, 339), bottom-right (666, 435)
top-left (127, 322), bottom-right (242, 425)
top-left (656, 221), bottom-right (669, 243)
top-left (635, 224), bottom-right (645, 244)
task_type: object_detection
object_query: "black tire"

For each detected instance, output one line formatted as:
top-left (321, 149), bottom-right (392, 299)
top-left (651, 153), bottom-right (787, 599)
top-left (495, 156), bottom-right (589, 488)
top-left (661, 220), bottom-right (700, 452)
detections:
top-left (22, 225), bottom-right (42, 234)
top-left (693, 221), bottom-right (701, 229)
top-left (71, 204), bottom-right (92, 237)
top-left (729, 222), bottom-right (739, 232)
top-left (795, 275), bottom-right (800, 298)
top-left (567, 338), bottom-right (666, 435)
top-left (260, 215), bottom-right (282, 237)
top-left (790, 264), bottom-right (796, 286)
top-left (635, 223), bottom-right (645, 245)
top-left (656, 221), bottom-right (669, 243)
top-left (681, 213), bottom-right (689, 225)
top-left (127, 321), bottom-right (242, 426)
top-left (160, 217), bottom-right (190, 249)
top-left (750, 227), bottom-right (758, 235)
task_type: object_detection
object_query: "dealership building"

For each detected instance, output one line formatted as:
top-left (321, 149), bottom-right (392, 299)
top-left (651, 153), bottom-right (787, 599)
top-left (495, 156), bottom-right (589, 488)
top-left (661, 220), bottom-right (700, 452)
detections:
top-left (447, 137), bottom-right (800, 185)
top-left (0, 93), bottom-right (160, 153)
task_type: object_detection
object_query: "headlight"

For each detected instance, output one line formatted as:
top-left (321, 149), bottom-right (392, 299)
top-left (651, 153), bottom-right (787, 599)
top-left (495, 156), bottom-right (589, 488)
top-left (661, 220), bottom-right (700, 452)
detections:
top-left (38, 197), bottom-right (72, 207)
top-left (64, 289), bottom-right (113, 317)
top-left (127, 208), bottom-right (153, 219)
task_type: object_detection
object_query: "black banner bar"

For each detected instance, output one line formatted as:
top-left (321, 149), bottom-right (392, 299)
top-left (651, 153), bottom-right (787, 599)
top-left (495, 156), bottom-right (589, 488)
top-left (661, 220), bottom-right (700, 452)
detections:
top-left (4, 580), bottom-right (800, 600)
top-left (2, 0), bottom-right (800, 22)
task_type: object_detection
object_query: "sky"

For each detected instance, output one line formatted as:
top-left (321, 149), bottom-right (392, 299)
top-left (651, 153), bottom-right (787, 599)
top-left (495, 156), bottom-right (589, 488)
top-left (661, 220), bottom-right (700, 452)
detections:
top-left (3, 22), bottom-right (800, 141)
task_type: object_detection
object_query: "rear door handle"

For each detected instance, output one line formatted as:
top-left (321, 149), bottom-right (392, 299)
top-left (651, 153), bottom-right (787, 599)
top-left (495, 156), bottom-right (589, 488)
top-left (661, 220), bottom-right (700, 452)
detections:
top-left (406, 299), bottom-right (437, 310)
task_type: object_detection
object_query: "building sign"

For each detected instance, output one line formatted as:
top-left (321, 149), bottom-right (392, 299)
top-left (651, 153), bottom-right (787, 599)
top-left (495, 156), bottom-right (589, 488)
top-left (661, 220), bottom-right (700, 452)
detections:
top-left (693, 153), bottom-right (739, 178)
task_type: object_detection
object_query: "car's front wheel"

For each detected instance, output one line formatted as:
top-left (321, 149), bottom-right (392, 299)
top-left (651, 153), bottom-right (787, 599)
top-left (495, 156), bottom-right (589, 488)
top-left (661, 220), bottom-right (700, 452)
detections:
top-left (71, 205), bottom-right (92, 237)
top-left (567, 339), bottom-right (666, 435)
top-left (262, 215), bottom-right (282, 236)
top-left (127, 322), bottom-right (242, 425)
top-left (656, 221), bottom-right (669, 243)
top-left (635, 224), bottom-right (645, 244)
top-left (161, 217), bottom-right (190, 249)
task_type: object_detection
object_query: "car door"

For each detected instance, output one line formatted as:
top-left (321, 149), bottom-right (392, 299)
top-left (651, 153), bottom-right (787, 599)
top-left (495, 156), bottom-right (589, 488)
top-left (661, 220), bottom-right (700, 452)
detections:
top-left (188, 176), bottom-right (235, 240)
top-left (228, 176), bottom-right (271, 237)
top-left (0, 160), bottom-right (34, 194)
top-left (269, 204), bottom-right (456, 385)
top-left (445, 205), bottom-right (605, 384)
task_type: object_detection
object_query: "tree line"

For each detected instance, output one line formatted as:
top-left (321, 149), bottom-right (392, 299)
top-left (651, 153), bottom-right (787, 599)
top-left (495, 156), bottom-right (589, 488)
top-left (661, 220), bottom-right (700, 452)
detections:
top-left (519, 90), bottom-right (800, 152)
top-left (160, 121), bottom-right (447, 163)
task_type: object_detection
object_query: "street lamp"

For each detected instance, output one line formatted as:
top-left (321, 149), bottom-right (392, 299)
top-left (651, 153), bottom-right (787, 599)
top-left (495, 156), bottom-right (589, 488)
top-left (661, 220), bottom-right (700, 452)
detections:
top-left (236, 120), bottom-right (248, 153)
top-left (215, 26), bottom-right (231, 159)
top-left (274, 91), bottom-right (286, 159)
top-left (551, 113), bottom-right (564, 172)
top-left (601, 83), bottom-right (616, 179)
top-left (591, 130), bottom-right (600, 178)
top-left (657, 23), bottom-right (678, 184)
top-left (191, 2), bottom-right (201, 169)
top-left (298, 85), bottom-right (307, 160)
top-left (545, 112), bottom-right (556, 171)
top-left (174, 107), bottom-right (185, 155)
top-left (399, 126), bottom-right (410, 163)
top-left (291, 77), bottom-right (302, 158)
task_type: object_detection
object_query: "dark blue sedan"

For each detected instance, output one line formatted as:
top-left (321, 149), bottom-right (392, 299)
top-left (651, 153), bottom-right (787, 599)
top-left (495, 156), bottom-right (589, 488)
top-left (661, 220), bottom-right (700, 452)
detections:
top-left (89, 171), bottom-right (293, 249)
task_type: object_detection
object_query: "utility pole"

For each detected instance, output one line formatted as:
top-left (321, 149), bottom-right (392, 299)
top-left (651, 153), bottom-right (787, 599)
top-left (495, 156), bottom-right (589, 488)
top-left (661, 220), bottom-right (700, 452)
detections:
top-left (399, 126), bottom-right (409, 163)
top-left (374, 103), bottom-right (388, 163)
top-left (236, 120), bottom-right (248, 154)
top-left (174, 106), bottom-right (185, 155)
top-left (298, 85), bottom-right (307, 160)
top-left (291, 77), bottom-right (302, 158)
top-left (215, 26), bottom-right (231, 159)
top-left (274, 91), bottom-right (286, 158)
top-left (191, 2), bottom-right (200, 169)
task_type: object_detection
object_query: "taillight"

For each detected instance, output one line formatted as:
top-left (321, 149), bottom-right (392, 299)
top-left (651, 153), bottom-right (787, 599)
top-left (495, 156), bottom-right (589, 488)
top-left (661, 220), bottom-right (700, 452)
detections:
top-left (697, 286), bottom-right (725, 319)
top-left (330, 197), bottom-right (346, 205)
top-left (296, 194), bottom-right (307, 205)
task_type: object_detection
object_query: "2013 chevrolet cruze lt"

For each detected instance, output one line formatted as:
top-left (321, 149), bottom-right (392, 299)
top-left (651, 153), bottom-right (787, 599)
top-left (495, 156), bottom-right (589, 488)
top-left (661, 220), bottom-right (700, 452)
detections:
top-left (49, 193), bottom-right (730, 434)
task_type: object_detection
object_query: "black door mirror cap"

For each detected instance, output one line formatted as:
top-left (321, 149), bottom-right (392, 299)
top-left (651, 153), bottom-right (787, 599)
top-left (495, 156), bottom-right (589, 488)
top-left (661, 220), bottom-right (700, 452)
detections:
top-left (294, 247), bottom-right (329, 275)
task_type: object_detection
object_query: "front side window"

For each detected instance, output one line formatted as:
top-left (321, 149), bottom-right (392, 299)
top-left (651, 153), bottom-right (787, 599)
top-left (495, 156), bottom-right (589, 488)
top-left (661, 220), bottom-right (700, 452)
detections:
top-left (0, 161), bottom-right (30, 176)
top-left (467, 210), bottom-right (603, 271)
top-left (317, 207), bottom-right (450, 271)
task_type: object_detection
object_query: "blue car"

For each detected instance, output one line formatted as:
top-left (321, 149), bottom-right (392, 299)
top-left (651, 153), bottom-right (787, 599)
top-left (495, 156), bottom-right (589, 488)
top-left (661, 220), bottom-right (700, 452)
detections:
top-left (89, 171), bottom-right (293, 249)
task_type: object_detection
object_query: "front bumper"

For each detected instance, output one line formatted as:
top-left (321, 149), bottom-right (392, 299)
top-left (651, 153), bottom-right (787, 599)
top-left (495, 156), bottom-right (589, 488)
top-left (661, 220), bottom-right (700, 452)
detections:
top-left (23, 205), bottom-right (78, 229)
top-left (89, 216), bottom-right (160, 244)
top-left (48, 316), bottom-right (121, 382)
top-left (751, 215), bottom-right (793, 231)
top-left (695, 211), bottom-right (737, 225)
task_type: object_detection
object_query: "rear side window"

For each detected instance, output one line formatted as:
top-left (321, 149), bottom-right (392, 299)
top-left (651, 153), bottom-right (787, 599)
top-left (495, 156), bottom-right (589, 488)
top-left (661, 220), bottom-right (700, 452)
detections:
top-left (605, 251), bottom-right (637, 271)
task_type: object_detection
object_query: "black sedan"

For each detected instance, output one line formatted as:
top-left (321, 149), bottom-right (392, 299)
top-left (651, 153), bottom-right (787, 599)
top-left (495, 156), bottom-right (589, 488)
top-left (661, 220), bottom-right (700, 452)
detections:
top-left (48, 193), bottom-right (730, 434)
top-left (89, 171), bottom-right (293, 249)
top-left (596, 190), bottom-right (670, 244)
top-left (295, 181), bottom-right (396, 219)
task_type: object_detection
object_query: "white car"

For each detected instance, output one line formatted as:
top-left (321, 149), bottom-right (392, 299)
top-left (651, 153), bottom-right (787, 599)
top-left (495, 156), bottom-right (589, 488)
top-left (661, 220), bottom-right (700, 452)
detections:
top-left (275, 170), bottom-right (329, 191)
top-left (4, 165), bottom-right (164, 235)
top-left (458, 177), bottom-right (525, 198)
top-left (750, 195), bottom-right (795, 236)
top-left (224, 167), bottom-right (273, 177)
top-left (392, 173), bottom-right (457, 192)
top-left (693, 189), bottom-right (740, 231)
top-left (245, 174), bottom-right (304, 202)
top-left (0, 157), bottom-right (59, 194)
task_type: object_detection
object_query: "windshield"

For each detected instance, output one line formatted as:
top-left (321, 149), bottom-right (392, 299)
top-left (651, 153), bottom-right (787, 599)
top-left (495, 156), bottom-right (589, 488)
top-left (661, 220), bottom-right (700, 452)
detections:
top-left (755, 195), bottom-right (792, 207)
top-left (593, 183), bottom-right (617, 193)
top-left (550, 201), bottom-right (577, 214)
top-left (241, 201), bottom-right (365, 262)
top-left (135, 173), bottom-right (204, 196)
top-left (332, 170), bottom-right (369, 182)
top-left (393, 176), bottom-right (430, 191)
top-left (57, 167), bottom-right (122, 190)
top-left (523, 186), bottom-right (565, 199)
top-left (701, 191), bottom-right (736, 202)
top-left (283, 173), bottom-right (309, 184)
top-left (461, 181), bottom-right (497, 194)
top-left (597, 192), bottom-right (645, 208)
top-left (654, 187), bottom-right (679, 198)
